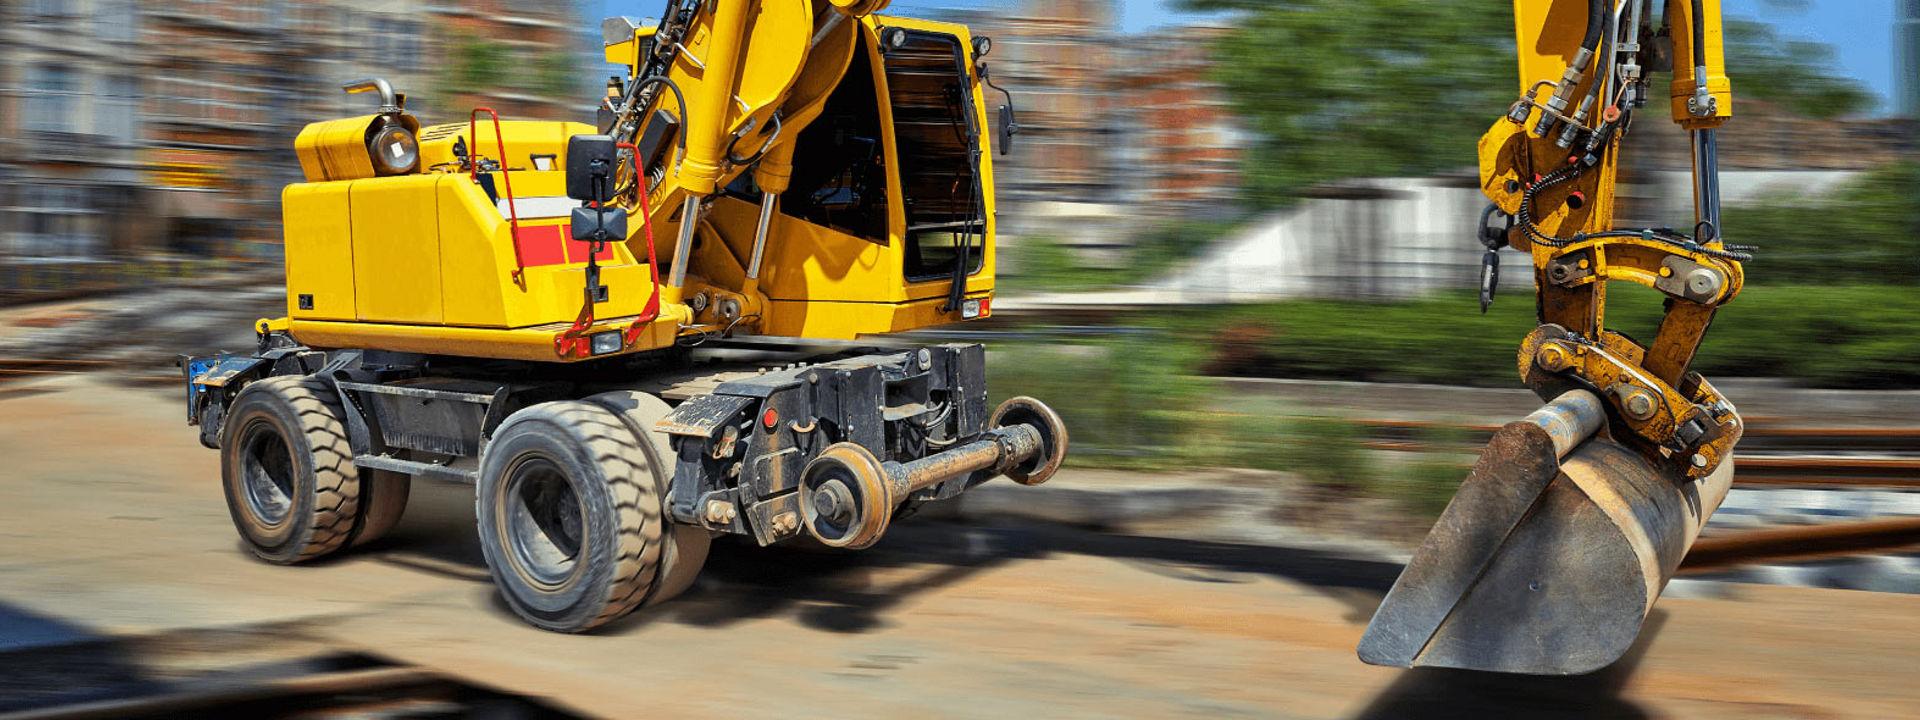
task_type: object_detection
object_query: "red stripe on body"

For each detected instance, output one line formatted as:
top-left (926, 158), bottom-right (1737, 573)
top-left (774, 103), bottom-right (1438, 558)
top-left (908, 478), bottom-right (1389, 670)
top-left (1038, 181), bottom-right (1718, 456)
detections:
top-left (561, 223), bottom-right (620, 264)
top-left (513, 224), bottom-right (566, 267)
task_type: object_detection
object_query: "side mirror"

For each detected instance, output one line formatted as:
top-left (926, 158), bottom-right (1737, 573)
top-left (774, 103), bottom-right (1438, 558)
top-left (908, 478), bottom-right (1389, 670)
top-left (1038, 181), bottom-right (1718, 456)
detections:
top-left (997, 104), bottom-right (1018, 156)
top-left (571, 205), bottom-right (628, 243)
top-left (566, 134), bottom-right (619, 202)
top-left (978, 62), bottom-right (1018, 157)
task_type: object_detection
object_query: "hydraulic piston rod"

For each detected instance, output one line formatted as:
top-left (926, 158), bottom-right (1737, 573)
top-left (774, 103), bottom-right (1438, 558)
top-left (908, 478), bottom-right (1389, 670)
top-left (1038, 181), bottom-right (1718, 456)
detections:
top-left (747, 191), bottom-right (776, 280)
top-left (1691, 128), bottom-right (1723, 237)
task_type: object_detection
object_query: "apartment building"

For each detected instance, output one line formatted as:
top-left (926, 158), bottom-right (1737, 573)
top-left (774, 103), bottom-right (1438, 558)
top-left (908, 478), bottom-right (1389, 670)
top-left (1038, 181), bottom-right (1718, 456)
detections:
top-left (0, 0), bottom-right (148, 261)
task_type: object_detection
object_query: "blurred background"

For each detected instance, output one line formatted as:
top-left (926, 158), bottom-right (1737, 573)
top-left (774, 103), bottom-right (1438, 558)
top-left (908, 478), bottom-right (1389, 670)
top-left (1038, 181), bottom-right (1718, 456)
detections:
top-left (3, 0), bottom-right (1920, 717)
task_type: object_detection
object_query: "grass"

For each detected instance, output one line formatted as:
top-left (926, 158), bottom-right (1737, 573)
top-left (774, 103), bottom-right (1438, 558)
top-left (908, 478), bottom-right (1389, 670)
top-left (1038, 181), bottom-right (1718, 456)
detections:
top-left (984, 283), bottom-right (1920, 525)
top-left (1189, 285), bottom-right (1920, 389)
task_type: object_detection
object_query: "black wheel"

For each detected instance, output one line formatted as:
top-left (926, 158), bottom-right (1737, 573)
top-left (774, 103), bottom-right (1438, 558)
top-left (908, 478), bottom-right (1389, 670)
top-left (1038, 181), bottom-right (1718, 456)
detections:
top-left (476, 402), bottom-right (666, 632)
top-left (585, 391), bottom-right (711, 606)
top-left (219, 376), bottom-right (360, 564)
top-left (350, 469), bottom-right (411, 548)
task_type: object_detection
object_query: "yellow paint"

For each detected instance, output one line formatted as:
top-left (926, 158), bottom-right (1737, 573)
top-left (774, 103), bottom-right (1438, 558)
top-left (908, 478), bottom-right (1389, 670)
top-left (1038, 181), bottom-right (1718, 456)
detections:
top-left (1484, 0), bottom-right (1743, 473)
top-left (1668, 0), bottom-right (1732, 129)
top-left (349, 176), bottom-right (443, 324)
top-left (764, 292), bottom-right (993, 340)
top-left (283, 183), bottom-right (356, 320)
top-left (276, 8), bottom-right (1000, 363)
top-left (289, 307), bottom-right (691, 363)
top-left (295, 114), bottom-right (422, 182)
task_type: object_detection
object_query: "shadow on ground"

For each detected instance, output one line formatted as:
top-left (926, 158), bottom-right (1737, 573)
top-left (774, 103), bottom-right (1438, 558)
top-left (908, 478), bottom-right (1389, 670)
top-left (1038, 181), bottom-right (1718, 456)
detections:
top-left (374, 479), bottom-right (1407, 635)
top-left (1350, 611), bottom-right (1666, 720)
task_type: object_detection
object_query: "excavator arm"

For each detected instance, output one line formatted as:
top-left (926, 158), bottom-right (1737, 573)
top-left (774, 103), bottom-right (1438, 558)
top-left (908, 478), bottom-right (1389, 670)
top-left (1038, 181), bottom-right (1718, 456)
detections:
top-left (1360, 0), bottom-right (1749, 675)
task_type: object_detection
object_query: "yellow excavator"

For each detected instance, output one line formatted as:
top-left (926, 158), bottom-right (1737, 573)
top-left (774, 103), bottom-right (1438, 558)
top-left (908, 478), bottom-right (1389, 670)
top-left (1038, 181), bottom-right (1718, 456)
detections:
top-left (183, 0), bottom-right (1067, 632)
top-left (1360, 0), bottom-right (1746, 674)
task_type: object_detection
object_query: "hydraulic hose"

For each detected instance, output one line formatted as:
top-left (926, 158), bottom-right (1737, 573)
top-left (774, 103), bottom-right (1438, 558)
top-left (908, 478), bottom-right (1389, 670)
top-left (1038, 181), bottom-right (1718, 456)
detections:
top-left (1539, 0), bottom-right (1611, 137)
top-left (1582, 0), bottom-right (1606, 52)
top-left (1690, 0), bottom-right (1706, 70)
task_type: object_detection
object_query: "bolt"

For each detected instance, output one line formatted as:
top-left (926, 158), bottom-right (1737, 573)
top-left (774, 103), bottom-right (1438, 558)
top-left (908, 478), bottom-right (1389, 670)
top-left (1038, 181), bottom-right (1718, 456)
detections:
top-left (1691, 453), bottom-right (1709, 469)
top-left (917, 348), bottom-right (933, 369)
top-left (813, 479), bottom-right (853, 522)
top-left (1621, 389), bottom-right (1657, 420)
top-left (771, 511), bottom-right (799, 534)
top-left (1685, 268), bottom-right (1722, 298)
top-left (1536, 343), bottom-right (1574, 372)
top-left (703, 500), bottom-right (737, 525)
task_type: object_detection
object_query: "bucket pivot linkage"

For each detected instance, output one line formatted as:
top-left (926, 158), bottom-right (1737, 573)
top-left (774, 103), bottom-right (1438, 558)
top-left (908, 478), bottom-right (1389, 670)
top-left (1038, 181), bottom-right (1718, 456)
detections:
top-left (1358, 390), bottom-right (1735, 675)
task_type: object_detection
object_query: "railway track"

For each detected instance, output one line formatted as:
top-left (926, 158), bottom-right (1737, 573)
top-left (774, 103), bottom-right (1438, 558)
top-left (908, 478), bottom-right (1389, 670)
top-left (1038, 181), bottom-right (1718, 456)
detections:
top-left (8, 357), bottom-right (1918, 570)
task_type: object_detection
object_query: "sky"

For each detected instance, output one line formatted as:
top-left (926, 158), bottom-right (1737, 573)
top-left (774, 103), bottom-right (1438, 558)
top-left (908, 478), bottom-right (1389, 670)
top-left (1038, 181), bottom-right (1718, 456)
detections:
top-left (596, 0), bottom-right (1900, 112)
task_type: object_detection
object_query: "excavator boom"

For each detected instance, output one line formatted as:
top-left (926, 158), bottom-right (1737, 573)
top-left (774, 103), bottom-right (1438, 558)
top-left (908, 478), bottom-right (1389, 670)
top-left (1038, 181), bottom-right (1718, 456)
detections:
top-left (1360, 0), bottom-right (1746, 675)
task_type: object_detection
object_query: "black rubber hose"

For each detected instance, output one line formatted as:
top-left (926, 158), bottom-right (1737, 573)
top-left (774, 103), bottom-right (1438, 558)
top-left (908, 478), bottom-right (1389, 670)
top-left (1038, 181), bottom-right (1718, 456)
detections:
top-left (1691, 0), bottom-right (1707, 69)
top-left (1579, 2), bottom-right (1615, 108)
top-left (1583, 0), bottom-right (1606, 51)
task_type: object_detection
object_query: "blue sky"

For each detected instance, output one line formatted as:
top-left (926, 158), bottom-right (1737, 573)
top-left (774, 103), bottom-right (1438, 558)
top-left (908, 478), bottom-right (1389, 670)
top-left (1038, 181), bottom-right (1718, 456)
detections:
top-left (597, 0), bottom-right (1898, 111)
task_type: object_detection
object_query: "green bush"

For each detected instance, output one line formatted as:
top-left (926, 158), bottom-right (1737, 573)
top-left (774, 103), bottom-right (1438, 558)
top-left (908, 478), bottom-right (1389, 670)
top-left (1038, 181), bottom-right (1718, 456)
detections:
top-left (1190, 285), bottom-right (1920, 389)
top-left (986, 331), bottom-right (1216, 470)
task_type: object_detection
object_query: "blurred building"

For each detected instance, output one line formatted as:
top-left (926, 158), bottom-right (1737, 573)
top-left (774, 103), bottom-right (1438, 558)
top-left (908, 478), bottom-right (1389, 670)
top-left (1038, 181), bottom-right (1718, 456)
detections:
top-left (0, 0), bottom-right (147, 262)
top-left (951, 0), bottom-right (1120, 207)
top-left (429, 0), bottom-right (587, 122)
top-left (1, 0), bottom-right (593, 278)
top-left (1112, 23), bottom-right (1247, 219)
top-left (944, 0), bottom-right (1248, 265)
top-left (142, 1), bottom-right (309, 256)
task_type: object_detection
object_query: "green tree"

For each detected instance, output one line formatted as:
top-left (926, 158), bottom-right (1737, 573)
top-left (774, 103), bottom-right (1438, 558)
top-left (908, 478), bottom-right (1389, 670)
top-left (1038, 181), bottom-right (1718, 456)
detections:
top-left (1179, 0), bottom-right (1515, 208)
top-left (1183, 4), bottom-right (1878, 209)
top-left (447, 33), bottom-right (509, 92)
top-left (1723, 161), bottom-right (1920, 284)
top-left (1723, 18), bottom-right (1875, 119)
top-left (536, 50), bottom-right (580, 100)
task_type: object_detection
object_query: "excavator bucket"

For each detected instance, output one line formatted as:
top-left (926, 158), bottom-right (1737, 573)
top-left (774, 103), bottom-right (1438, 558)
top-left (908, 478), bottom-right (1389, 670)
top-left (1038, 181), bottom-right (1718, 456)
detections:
top-left (1358, 391), bottom-right (1735, 675)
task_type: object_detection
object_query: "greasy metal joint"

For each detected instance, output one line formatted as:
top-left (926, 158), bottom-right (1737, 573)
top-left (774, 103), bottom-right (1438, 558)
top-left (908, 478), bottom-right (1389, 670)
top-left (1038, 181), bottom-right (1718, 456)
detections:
top-left (1535, 341), bottom-right (1575, 373)
top-left (1614, 384), bottom-right (1659, 421)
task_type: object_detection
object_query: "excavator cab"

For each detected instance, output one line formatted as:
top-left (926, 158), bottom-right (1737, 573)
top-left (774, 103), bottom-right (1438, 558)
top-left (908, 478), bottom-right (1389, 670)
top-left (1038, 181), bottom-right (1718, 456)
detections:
top-left (1359, 0), bottom-right (1746, 675)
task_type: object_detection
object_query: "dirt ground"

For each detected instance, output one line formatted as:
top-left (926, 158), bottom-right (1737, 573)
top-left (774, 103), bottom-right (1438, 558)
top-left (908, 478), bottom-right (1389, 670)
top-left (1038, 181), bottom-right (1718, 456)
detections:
top-left (2, 374), bottom-right (1919, 718)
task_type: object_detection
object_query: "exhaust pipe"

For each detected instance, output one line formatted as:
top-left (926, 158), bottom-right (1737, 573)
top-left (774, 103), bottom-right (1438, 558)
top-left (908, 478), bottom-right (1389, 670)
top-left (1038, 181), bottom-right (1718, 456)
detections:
top-left (798, 396), bottom-right (1066, 549)
top-left (1358, 390), bottom-right (1735, 675)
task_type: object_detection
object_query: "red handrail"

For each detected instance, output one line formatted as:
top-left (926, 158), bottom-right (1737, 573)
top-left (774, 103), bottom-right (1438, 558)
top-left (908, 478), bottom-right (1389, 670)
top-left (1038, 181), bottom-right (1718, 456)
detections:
top-left (553, 143), bottom-right (666, 359)
top-left (621, 141), bottom-right (664, 337)
top-left (469, 107), bottom-right (524, 285)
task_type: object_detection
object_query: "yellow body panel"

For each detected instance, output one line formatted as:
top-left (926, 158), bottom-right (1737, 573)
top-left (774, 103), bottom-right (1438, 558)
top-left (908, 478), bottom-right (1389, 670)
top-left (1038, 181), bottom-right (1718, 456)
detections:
top-left (765, 292), bottom-right (991, 340)
top-left (350, 176), bottom-right (444, 324)
top-left (287, 308), bottom-right (690, 363)
top-left (435, 176), bottom-right (514, 327)
top-left (282, 183), bottom-right (357, 320)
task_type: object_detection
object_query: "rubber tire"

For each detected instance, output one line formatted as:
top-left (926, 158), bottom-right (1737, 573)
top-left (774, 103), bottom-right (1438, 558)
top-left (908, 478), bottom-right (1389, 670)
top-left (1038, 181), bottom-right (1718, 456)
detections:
top-left (476, 401), bottom-right (665, 632)
top-left (349, 469), bottom-right (411, 548)
top-left (219, 375), bottom-right (361, 564)
top-left (585, 390), bottom-right (712, 605)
